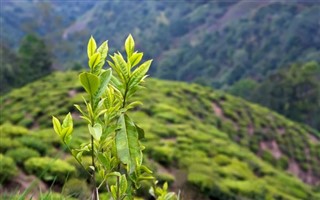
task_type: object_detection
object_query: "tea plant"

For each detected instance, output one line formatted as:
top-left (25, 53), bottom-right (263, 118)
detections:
top-left (53, 35), bottom-right (178, 200)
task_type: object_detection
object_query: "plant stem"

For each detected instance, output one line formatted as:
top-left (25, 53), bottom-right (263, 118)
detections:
top-left (64, 142), bottom-right (91, 177)
top-left (91, 135), bottom-right (97, 200)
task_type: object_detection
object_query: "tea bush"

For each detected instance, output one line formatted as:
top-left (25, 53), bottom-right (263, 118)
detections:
top-left (24, 157), bottom-right (76, 183)
top-left (0, 123), bottom-right (29, 137)
top-left (18, 136), bottom-right (48, 155)
top-left (6, 147), bottom-right (40, 165)
top-left (0, 154), bottom-right (18, 183)
top-left (0, 137), bottom-right (22, 153)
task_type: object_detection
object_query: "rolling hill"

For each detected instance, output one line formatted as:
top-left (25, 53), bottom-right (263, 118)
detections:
top-left (1, 71), bottom-right (319, 199)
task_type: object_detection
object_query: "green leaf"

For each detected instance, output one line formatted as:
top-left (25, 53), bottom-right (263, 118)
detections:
top-left (116, 114), bottom-right (141, 174)
top-left (89, 52), bottom-right (101, 70)
top-left (110, 185), bottom-right (117, 200)
top-left (135, 123), bottom-right (145, 139)
top-left (62, 112), bottom-right (73, 129)
top-left (93, 69), bottom-right (112, 108)
top-left (52, 116), bottom-right (62, 135)
top-left (79, 72), bottom-right (99, 95)
top-left (125, 34), bottom-right (135, 58)
top-left (129, 52), bottom-right (143, 68)
top-left (129, 60), bottom-right (152, 88)
top-left (87, 36), bottom-right (97, 58)
top-left (88, 123), bottom-right (102, 141)
top-left (60, 113), bottom-right (73, 143)
top-left (97, 40), bottom-right (108, 60)
top-left (120, 174), bottom-right (128, 196)
top-left (114, 53), bottom-right (129, 79)
top-left (97, 153), bottom-right (110, 169)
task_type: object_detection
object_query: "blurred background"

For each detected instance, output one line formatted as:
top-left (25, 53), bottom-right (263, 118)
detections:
top-left (0, 0), bottom-right (320, 199)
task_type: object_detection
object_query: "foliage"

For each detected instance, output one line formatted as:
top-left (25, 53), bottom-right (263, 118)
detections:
top-left (1, 69), bottom-right (320, 198)
top-left (256, 62), bottom-right (319, 130)
top-left (2, 2), bottom-right (319, 90)
top-left (0, 34), bottom-right (52, 93)
top-left (18, 136), bottom-right (48, 155)
top-left (52, 35), bottom-right (178, 200)
top-left (0, 154), bottom-right (18, 183)
top-left (62, 178), bottom-right (91, 200)
top-left (24, 157), bottom-right (76, 184)
top-left (6, 147), bottom-right (40, 165)
top-left (0, 137), bottom-right (23, 153)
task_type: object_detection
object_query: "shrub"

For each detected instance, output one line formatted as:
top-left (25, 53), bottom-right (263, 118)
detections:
top-left (6, 147), bottom-right (40, 165)
top-left (276, 156), bottom-right (289, 170)
top-left (0, 154), bottom-right (18, 183)
top-left (151, 146), bottom-right (174, 166)
top-left (24, 157), bottom-right (76, 183)
top-left (261, 150), bottom-right (276, 164)
top-left (18, 136), bottom-right (48, 155)
top-left (62, 178), bottom-right (90, 200)
top-left (156, 172), bottom-right (175, 184)
top-left (0, 123), bottom-right (29, 137)
top-left (213, 154), bottom-right (231, 166)
top-left (0, 137), bottom-right (22, 153)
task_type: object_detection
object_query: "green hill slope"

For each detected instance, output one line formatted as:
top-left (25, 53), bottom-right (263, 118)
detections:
top-left (1, 71), bottom-right (319, 199)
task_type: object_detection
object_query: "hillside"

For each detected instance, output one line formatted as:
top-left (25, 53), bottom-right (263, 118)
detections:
top-left (229, 62), bottom-right (320, 130)
top-left (1, 71), bottom-right (320, 199)
top-left (2, 1), bottom-right (319, 87)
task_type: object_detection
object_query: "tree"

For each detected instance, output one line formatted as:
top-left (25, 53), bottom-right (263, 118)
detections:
top-left (18, 34), bottom-right (52, 83)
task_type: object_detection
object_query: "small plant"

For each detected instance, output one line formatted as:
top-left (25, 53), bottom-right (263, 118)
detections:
top-left (53, 35), bottom-right (178, 200)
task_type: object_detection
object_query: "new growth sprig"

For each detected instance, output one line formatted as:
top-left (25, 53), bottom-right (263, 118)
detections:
top-left (53, 35), bottom-right (178, 200)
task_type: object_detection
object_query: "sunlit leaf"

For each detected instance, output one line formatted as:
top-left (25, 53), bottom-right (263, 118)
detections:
top-left (87, 36), bottom-right (97, 58)
top-left (79, 72), bottom-right (99, 95)
top-left (116, 114), bottom-right (141, 174)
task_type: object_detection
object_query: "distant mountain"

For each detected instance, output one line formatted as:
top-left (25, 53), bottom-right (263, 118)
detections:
top-left (2, 1), bottom-right (319, 87)
top-left (1, 71), bottom-right (319, 199)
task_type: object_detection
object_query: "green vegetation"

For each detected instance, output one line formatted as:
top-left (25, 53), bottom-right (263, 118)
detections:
top-left (1, 71), bottom-right (319, 199)
top-left (230, 62), bottom-right (320, 130)
top-left (52, 35), bottom-right (178, 200)
top-left (0, 154), bottom-right (18, 183)
top-left (6, 147), bottom-right (40, 165)
top-left (0, 34), bottom-right (52, 93)
top-left (2, 2), bottom-right (319, 90)
top-left (24, 157), bottom-right (76, 184)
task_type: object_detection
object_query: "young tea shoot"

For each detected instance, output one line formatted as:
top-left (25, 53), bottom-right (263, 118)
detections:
top-left (53, 35), bottom-right (179, 200)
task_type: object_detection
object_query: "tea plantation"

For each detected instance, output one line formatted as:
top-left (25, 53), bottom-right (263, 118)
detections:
top-left (1, 71), bottom-right (319, 199)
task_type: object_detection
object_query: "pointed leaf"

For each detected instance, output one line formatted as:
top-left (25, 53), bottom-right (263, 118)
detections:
top-left (129, 52), bottom-right (143, 68)
top-left (87, 36), bottom-right (97, 58)
top-left (129, 60), bottom-right (152, 88)
top-left (88, 123), bottom-right (102, 141)
top-left (94, 69), bottom-right (112, 103)
top-left (97, 40), bottom-right (109, 60)
top-left (79, 72), bottom-right (99, 95)
top-left (120, 174), bottom-right (128, 196)
top-left (125, 34), bottom-right (135, 57)
top-left (135, 123), bottom-right (145, 139)
top-left (62, 112), bottom-right (73, 129)
top-left (116, 114), bottom-right (141, 174)
top-left (114, 53), bottom-right (129, 78)
top-left (89, 52), bottom-right (101, 70)
top-left (52, 116), bottom-right (62, 135)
